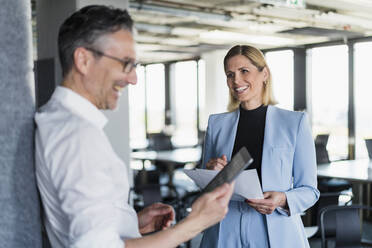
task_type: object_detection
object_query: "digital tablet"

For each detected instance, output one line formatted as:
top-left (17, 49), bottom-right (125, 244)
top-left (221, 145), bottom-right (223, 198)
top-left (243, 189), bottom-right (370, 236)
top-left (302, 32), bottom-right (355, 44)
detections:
top-left (201, 146), bottom-right (253, 194)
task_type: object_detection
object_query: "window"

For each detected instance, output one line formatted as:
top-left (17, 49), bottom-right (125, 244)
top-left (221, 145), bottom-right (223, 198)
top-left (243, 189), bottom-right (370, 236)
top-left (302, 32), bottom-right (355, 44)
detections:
top-left (172, 61), bottom-right (198, 146)
top-left (309, 45), bottom-right (349, 160)
top-left (198, 59), bottom-right (207, 131)
top-left (129, 66), bottom-right (146, 149)
top-left (146, 64), bottom-right (165, 133)
top-left (354, 42), bottom-right (372, 159)
top-left (265, 50), bottom-right (294, 110)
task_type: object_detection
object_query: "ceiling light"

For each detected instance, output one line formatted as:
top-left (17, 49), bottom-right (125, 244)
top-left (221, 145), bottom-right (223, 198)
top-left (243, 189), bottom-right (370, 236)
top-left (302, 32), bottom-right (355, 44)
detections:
top-left (199, 30), bottom-right (294, 46)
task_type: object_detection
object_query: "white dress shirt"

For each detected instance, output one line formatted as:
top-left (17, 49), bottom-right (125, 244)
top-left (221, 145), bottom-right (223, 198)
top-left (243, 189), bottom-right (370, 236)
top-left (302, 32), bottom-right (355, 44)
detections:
top-left (35, 86), bottom-right (141, 248)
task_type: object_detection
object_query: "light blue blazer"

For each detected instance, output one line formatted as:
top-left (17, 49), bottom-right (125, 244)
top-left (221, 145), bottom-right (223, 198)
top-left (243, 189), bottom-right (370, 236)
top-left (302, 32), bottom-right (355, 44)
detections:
top-left (202, 105), bottom-right (320, 248)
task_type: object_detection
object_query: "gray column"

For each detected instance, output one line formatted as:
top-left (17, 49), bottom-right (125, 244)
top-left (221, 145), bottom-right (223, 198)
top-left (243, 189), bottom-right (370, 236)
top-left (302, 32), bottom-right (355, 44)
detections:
top-left (347, 43), bottom-right (355, 160)
top-left (0, 0), bottom-right (42, 247)
top-left (293, 48), bottom-right (307, 111)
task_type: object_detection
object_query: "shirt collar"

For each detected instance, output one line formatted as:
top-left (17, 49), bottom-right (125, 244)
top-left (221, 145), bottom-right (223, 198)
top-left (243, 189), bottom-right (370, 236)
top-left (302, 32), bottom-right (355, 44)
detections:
top-left (53, 86), bottom-right (108, 129)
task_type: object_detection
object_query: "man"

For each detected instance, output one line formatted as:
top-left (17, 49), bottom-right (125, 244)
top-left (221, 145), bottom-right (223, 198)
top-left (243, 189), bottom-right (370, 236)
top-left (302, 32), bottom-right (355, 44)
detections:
top-left (35, 5), bottom-right (233, 248)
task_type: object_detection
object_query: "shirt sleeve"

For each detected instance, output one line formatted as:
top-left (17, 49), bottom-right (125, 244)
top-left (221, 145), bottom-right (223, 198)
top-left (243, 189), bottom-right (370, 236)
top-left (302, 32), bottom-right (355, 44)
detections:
top-left (47, 123), bottom-right (139, 247)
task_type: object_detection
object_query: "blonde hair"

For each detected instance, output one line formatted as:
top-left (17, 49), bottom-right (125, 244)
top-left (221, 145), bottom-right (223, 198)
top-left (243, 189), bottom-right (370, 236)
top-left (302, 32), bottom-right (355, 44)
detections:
top-left (224, 45), bottom-right (277, 112)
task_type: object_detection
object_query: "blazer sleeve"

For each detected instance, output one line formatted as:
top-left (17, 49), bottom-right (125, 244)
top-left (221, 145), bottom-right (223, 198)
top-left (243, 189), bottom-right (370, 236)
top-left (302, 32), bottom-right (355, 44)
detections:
top-left (283, 113), bottom-right (320, 216)
top-left (202, 115), bottom-right (214, 169)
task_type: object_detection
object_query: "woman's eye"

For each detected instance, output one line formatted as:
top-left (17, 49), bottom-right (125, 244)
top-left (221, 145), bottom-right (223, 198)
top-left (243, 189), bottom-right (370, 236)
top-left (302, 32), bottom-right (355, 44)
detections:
top-left (241, 69), bottom-right (249, 73)
top-left (226, 73), bottom-right (234, 78)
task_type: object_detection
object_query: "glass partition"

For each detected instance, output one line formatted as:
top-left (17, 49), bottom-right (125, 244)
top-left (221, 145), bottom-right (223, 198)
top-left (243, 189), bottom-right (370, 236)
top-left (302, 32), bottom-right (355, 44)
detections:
top-left (172, 61), bottom-right (198, 146)
top-left (146, 64), bottom-right (165, 134)
top-left (129, 65), bottom-right (146, 149)
top-left (354, 42), bottom-right (372, 158)
top-left (309, 45), bottom-right (349, 160)
top-left (265, 50), bottom-right (294, 110)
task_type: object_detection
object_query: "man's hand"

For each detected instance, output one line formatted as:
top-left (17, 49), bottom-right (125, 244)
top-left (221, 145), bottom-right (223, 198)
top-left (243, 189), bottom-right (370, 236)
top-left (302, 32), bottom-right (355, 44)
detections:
top-left (206, 155), bottom-right (228, 170)
top-left (187, 182), bottom-right (234, 230)
top-left (245, 191), bottom-right (288, 215)
top-left (137, 203), bottom-right (175, 234)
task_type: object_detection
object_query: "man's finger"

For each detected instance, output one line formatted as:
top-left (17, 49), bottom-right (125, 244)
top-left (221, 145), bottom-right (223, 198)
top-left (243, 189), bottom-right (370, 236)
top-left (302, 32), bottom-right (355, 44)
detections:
top-left (216, 181), bottom-right (235, 206)
top-left (150, 205), bottom-right (174, 217)
top-left (207, 183), bottom-right (230, 200)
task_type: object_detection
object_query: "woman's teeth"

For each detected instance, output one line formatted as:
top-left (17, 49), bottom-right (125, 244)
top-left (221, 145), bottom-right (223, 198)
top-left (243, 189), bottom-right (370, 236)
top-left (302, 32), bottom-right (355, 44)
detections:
top-left (235, 86), bottom-right (248, 92)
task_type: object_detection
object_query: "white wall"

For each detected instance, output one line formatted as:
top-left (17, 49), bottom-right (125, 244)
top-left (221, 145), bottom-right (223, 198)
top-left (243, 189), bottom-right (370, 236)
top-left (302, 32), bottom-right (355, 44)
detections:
top-left (202, 49), bottom-right (230, 118)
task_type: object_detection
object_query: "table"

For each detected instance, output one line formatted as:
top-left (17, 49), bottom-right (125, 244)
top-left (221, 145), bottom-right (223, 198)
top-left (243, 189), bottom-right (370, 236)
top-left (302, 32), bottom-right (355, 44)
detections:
top-left (131, 147), bottom-right (201, 165)
top-left (317, 159), bottom-right (372, 183)
top-left (131, 147), bottom-right (202, 185)
top-left (317, 159), bottom-right (372, 219)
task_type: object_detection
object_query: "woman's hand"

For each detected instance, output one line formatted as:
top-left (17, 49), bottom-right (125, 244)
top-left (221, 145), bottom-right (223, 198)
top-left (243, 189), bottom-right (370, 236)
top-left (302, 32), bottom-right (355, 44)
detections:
top-left (137, 202), bottom-right (175, 234)
top-left (206, 155), bottom-right (228, 170)
top-left (245, 191), bottom-right (288, 215)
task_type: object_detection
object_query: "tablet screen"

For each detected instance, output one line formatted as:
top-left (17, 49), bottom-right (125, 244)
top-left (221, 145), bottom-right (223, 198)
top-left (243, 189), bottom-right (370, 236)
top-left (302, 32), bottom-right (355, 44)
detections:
top-left (202, 146), bottom-right (253, 194)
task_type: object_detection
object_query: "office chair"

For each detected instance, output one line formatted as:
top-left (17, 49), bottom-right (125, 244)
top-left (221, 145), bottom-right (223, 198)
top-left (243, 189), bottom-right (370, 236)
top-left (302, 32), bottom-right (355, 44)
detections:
top-left (147, 132), bottom-right (176, 173)
top-left (131, 179), bottom-right (180, 211)
top-left (315, 134), bottom-right (331, 164)
top-left (320, 205), bottom-right (372, 248)
top-left (147, 132), bottom-right (174, 151)
top-left (315, 134), bottom-right (352, 193)
top-left (306, 191), bottom-right (352, 240)
top-left (365, 139), bottom-right (372, 159)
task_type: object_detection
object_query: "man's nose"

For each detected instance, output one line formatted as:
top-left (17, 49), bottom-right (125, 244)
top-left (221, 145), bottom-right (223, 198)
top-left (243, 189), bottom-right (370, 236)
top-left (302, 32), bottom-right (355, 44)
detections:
top-left (126, 69), bottom-right (137, 85)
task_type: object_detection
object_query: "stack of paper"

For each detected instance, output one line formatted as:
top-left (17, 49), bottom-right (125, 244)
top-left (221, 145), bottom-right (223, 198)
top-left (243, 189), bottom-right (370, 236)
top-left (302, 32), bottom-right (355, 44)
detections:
top-left (184, 169), bottom-right (264, 201)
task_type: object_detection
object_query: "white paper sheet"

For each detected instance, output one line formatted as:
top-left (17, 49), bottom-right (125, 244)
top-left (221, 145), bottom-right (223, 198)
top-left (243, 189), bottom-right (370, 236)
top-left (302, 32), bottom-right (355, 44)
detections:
top-left (183, 168), bottom-right (264, 200)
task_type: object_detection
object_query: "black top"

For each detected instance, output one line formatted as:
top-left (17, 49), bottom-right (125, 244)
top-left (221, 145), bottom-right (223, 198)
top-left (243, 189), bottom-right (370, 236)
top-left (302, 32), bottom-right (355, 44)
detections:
top-left (232, 105), bottom-right (268, 184)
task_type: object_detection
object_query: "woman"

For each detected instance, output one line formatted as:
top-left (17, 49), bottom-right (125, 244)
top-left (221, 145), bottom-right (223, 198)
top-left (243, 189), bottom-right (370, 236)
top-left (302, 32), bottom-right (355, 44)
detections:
top-left (200, 45), bottom-right (319, 248)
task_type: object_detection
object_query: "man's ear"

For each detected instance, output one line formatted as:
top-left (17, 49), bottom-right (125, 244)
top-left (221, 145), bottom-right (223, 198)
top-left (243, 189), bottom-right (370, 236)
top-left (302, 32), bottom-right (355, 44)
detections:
top-left (73, 47), bottom-right (92, 75)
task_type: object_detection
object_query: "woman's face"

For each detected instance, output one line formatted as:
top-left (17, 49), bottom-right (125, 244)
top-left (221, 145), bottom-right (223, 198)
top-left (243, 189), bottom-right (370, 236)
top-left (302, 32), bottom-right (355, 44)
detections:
top-left (225, 55), bottom-right (268, 109)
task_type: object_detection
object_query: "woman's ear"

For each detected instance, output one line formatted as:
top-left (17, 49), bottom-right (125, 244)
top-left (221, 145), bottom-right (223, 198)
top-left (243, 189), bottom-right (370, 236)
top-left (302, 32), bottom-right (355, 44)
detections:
top-left (262, 66), bottom-right (269, 82)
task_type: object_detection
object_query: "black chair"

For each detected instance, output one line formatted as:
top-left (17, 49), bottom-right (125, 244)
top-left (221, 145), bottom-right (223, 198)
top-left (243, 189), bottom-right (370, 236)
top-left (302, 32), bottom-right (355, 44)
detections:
top-left (131, 171), bottom-right (180, 211)
top-left (315, 134), bottom-right (331, 164)
top-left (315, 134), bottom-right (352, 193)
top-left (365, 139), bottom-right (372, 159)
top-left (306, 191), bottom-right (352, 240)
top-left (147, 132), bottom-right (175, 174)
top-left (320, 205), bottom-right (372, 248)
top-left (147, 132), bottom-right (174, 151)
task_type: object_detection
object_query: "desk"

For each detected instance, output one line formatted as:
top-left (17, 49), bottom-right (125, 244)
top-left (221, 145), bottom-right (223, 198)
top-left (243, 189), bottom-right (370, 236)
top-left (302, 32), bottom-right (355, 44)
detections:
top-left (317, 159), bottom-right (372, 183)
top-left (131, 147), bottom-right (201, 165)
top-left (131, 147), bottom-right (202, 185)
top-left (317, 159), bottom-right (372, 218)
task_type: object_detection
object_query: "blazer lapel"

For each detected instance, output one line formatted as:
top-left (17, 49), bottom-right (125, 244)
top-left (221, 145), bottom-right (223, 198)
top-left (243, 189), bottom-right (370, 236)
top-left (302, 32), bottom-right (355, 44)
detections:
top-left (215, 109), bottom-right (240, 161)
top-left (261, 105), bottom-right (276, 191)
top-left (226, 109), bottom-right (240, 161)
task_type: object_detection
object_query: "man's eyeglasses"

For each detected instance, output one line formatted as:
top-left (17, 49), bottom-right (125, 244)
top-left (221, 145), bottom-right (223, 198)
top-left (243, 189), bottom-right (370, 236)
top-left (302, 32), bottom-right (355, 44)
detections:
top-left (85, 47), bottom-right (139, 73)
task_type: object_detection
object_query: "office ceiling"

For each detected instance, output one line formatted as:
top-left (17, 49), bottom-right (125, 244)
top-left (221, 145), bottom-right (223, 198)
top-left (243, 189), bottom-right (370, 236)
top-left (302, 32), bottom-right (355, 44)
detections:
top-left (128, 0), bottom-right (372, 63)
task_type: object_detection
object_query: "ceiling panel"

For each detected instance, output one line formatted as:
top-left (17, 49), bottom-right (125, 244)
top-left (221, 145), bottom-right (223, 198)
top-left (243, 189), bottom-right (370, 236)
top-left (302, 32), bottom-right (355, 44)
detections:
top-left (129, 0), bottom-right (372, 63)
